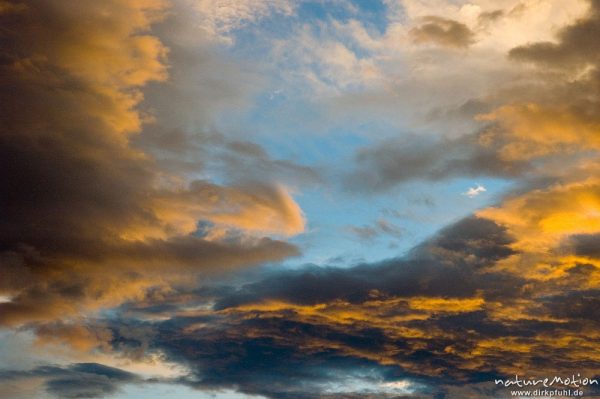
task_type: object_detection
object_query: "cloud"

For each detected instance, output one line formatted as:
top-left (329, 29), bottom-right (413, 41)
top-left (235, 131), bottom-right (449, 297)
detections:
top-left (78, 199), bottom-right (597, 397)
top-left (0, 0), bottom-right (304, 327)
top-left (410, 16), bottom-right (476, 48)
top-left (0, 363), bottom-right (139, 399)
top-left (212, 216), bottom-right (518, 309)
top-left (466, 0), bottom-right (600, 283)
top-left (3, 1), bottom-right (600, 398)
top-left (72, 216), bottom-right (533, 398)
top-left (45, 364), bottom-right (137, 399)
top-left (568, 233), bottom-right (600, 259)
top-left (342, 0), bottom-right (600, 193)
top-left (137, 129), bottom-right (322, 192)
top-left (347, 219), bottom-right (404, 242)
top-left (463, 184), bottom-right (487, 198)
top-left (0, 1), bottom-right (27, 15)
top-left (105, 0), bottom-right (600, 397)
top-left (344, 132), bottom-right (529, 192)
top-left (131, 2), bottom-right (322, 190)
top-left (193, 0), bottom-right (294, 43)
top-left (477, 9), bottom-right (504, 27)
top-left (508, 0), bottom-right (600, 69)
top-left (33, 322), bottom-right (114, 353)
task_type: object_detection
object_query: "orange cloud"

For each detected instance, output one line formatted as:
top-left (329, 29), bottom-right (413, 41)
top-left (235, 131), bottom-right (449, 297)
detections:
top-left (150, 182), bottom-right (305, 240)
top-left (477, 176), bottom-right (600, 283)
top-left (477, 103), bottom-right (600, 161)
top-left (34, 322), bottom-right (114, 353)
top-left (0, 0), bottom-right (304, 328)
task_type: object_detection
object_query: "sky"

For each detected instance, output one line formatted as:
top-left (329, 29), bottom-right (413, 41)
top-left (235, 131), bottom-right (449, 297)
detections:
top-left (1, 0), bottom-right (600, 398)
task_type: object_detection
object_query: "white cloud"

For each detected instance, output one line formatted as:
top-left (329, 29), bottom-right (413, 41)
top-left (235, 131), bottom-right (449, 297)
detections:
top-left (251, 0), bottom-right (590, 136)
top-left (463, 184), bottom-right (487, 198)
top-left (193, 0), bottom-right (295, 43)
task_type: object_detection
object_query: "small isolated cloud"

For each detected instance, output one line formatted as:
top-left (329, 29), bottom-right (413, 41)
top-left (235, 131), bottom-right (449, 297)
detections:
top-left (463, 184), bottom-right (487, 198)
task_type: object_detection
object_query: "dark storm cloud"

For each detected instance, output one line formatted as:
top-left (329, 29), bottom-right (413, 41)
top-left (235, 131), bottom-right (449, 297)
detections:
top-left (132, 290), bottom-right (587, 398)
top-left (107, 315), bottom-right (443, 399)
top-left (164, 323), bottom-right (439, 398)
top-left (49, 214), bottom-right (598, 399)
top-left (410, 16), bottom-right (476, 48)
top-left (117, 305), bottom-right (558, 398)
top-left (417, 215), bottom-right (516, 267)
top-left (210, 217), bottom-right (520, 311)
top-left (45, 364), bottom-right (137, 399)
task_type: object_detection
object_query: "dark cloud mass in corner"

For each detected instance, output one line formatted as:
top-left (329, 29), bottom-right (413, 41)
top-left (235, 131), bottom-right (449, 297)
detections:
top-left (509, 0), bottom-right (600, 68)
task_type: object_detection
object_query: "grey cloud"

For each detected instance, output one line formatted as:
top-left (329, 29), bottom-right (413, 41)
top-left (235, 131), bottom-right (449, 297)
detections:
top-left (542, 289), bottom-right (600, 322)
top-left (0, 363), bottom-right (138, 399)
top-left (478, 10), bottom-right (504, 26)
top-left (410, 16), bottom-right (476, 48)
top-left (134, 2), bottom-right (321, 189)
top-left (567, 233), bottom-right (600, 259)
top-left (507, 0), bottom-right (600, 125)
top-left (347, 225), bottom-right (380, 241)
top-left (136, 127), bottom-right (321, 188)
top-left (509, 0), bottom-right (600, 68)
top-left (344, 132), bottom-right (529, 192)
top-left (214, 217), bottom-right (520, 309)
top-left (347, 219), bottom-right (404, 242)
top-left (345, 0), bottom-right (600, 194)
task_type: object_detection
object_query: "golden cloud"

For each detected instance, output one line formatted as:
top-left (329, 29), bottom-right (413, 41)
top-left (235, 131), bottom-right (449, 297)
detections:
top-left (0, 0), bottom-right (304, 327)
